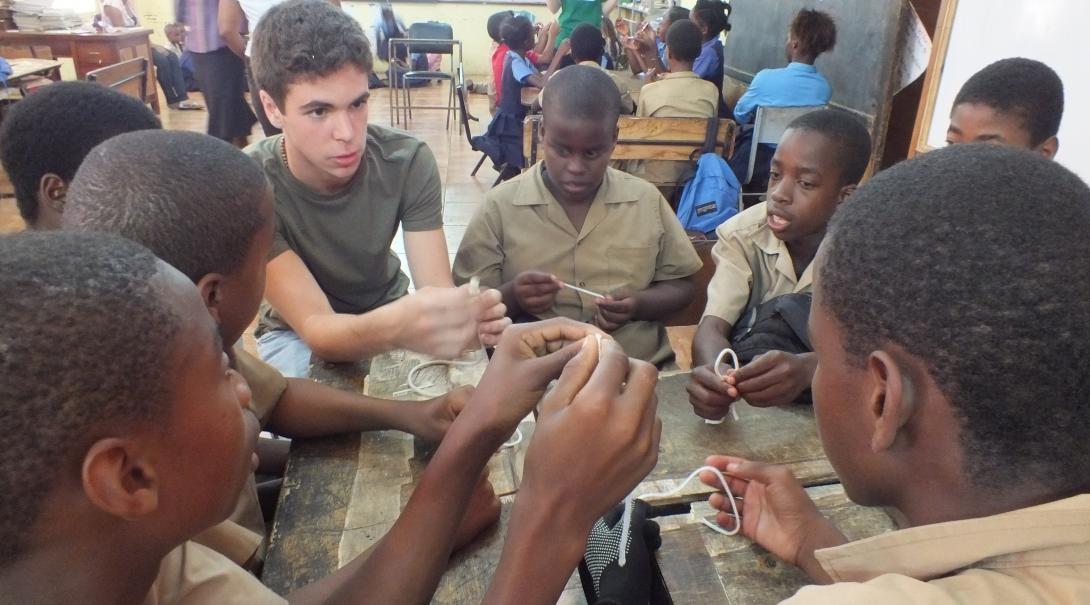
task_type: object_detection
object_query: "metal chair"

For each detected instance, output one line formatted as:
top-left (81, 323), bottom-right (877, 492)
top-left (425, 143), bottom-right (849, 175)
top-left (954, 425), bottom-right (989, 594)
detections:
top-left (388, 22), bottom-right (463, 128)
top-left (455, 81), bottom-right (505, 187)
top-left (86, 57), bottom-right (148, 103)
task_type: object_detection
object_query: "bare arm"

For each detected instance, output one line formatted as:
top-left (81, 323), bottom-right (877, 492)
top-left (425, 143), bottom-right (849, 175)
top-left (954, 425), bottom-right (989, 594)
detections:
top-left (217, 0), bottom-right (247, 58)
top-left (692, 315), bottom-right (731, 368)
top-left (602, 0), bottom-right (618, 18)
top-left (546, 0), bottom-right (561, 14)
top-left (102, 5), bottom-right (124, 27)
top-left (403, 228), bottom-right (454, 288)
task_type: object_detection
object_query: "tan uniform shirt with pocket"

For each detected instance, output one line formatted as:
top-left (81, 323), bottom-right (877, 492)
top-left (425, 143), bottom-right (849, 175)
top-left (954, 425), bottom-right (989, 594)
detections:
top-left (628, 71), bottom-right (720, 186)
top-left (192, 343), bottom-right (288, 568)
top-left (453, 164), bottom-right (701, 365)
top-left (703, 201), bottom-right (813, 327)
top-left (143, 541), bottom-right (287, 605)
top-left (783, 495), bottom-right (1090, 604)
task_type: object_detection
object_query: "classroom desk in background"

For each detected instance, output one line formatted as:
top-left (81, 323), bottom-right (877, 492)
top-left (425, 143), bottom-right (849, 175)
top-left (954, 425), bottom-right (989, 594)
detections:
top-left (262, 363), bottom-right (896, 603)
top-left (0, 28), bottom-right (160, 114)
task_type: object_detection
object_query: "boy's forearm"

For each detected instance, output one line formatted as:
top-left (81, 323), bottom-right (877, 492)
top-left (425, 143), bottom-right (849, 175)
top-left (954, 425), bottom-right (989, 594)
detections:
top-left (632, 278), bottom-right (694, 321)
top-left (482, 497), bottom-right (589, 605)
top-left (287, 410), bottom-right (504, 605)
top-left (266, 378), bottom-right (425, 439)
top-left (692, 316), bottom-right (732, 368)
top-left (297, 304), bottom-right (404, 362)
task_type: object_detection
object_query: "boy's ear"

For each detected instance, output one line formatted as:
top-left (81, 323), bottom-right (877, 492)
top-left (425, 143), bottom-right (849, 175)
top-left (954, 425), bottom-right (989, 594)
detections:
top-left (37, 173), bottom-right (67, 214)
top-left (866, 350), bottom-right (916, 454)
top-left (1035, 135), bottom-right (1059, 160)
top-left (259, 90), bottom-right (284, 129)
top-left (837, 183), bottom-right (858, 204)
top-left (82, 438), bottom-right (160, 519)
top-left (196, 273), bottom-right (227, 326)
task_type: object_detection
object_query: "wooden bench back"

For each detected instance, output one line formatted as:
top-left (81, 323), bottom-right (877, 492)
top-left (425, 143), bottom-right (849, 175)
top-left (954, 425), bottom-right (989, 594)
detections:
top-left (86, 57), bottom-right (147, 103)
top-left (523, 116), bottom-right (736, 166)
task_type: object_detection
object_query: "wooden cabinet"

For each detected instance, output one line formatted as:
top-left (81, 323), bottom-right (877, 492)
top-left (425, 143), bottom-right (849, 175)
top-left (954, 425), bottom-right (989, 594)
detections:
top-left (0, 28), bottom-right (160, 114)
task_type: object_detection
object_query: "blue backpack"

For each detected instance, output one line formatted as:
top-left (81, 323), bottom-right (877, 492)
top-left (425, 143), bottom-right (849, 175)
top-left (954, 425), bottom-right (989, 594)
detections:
top-left (676, 119), bottom-right (741, 238)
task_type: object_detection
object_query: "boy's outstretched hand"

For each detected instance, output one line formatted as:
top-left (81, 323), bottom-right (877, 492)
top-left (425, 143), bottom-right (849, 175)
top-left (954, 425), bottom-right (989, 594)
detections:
top-left (473, 287), bottom-right (512, 347)
top-left (724, 351), bottom-right (816, 407)
top-left (593, 288), bottom-right (639, 333)
top-left (409, 385), bottom-right (473, 443)
top-left (687, 364), bottom-right (738, 420)
top-left (512, 270), bottom-right (561, 316)
top-left (700, 455), bottom-right (847, 584)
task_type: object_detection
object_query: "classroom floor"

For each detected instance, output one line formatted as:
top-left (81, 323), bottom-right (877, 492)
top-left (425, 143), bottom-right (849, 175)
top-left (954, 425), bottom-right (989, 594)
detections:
top-left (0, 80), bottom-right (697, 368)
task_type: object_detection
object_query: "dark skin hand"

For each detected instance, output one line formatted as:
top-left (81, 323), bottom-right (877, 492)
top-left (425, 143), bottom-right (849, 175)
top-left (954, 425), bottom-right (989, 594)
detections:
top-left (501, 270), bottom-right (562, 317)
top-left (593, 278), bottom-right (694, 332)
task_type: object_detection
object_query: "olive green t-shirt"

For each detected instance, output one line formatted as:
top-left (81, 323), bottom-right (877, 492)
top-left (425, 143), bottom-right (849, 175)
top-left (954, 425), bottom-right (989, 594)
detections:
top-left (246, 124), bottom-right (444, 336)
top-left (557, 0), bottom-right (604, 45)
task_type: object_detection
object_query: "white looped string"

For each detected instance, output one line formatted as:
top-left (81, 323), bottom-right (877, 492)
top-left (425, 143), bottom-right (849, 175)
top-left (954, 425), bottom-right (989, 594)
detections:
top-left (617, 465), bottom-right (741, 567)
top-left (705, 347), bottom-right (741, 424)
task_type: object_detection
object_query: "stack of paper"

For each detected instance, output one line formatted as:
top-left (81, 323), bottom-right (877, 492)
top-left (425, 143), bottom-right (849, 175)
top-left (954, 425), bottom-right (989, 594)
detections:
top-left (12, 0), bottom-right (82, 31)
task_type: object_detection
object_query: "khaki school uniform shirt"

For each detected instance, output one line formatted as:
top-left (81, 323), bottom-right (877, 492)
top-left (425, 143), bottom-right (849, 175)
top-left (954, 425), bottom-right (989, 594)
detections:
top-left (537, 61), bottom-right (636, 115)
top-left (703, 201), bottom-right (813, 327)
top-left (453, 164), bottom-right (701, 365)
top-left (246, 126), bottom-right (444, 338)
top-left (782, 495), bottom-right (1090, 604)
top-left (629, 71), bottom-right (720, 186)
top-left (192, 343), bottom-right (288, 568)
top-left (144, 541), bottom-right (286, 605)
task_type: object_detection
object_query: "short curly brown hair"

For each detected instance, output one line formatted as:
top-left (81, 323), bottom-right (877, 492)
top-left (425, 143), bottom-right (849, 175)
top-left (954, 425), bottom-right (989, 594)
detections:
top-left (250, 0), bottom-right (374, 109)
top-left (0, 231), bottom-right (183, 565)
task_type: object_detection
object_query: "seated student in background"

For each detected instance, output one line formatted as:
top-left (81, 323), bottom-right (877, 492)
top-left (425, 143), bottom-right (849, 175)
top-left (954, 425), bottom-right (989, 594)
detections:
top-left (63, 130), bottom-right (482, 569)
top-left (729, 9), bottom-right (836, 187)
top-left (0, 230), bottom-right (661, 605)
top-left (702, 144), bottom-right (1090, 604)
top-left (474, 15), bottom-right (557, 181)
top-left (688, 0), bottom-right (730, 116)
top-left (455, 66), bottom-right (702, 368)
top-left (536, 23), bottom-right (635, 114)
top-left (0, 81), bottom-right (161, 231)
top-left (247, 0), bottom-right (509, 377)
top-left (626, 19), bottom-right (719, 187)
top-left (945, 57), bottom-right (1064, 158)
top-left (617, 6), bottom-right (690, 77)
top-left (688, 109), bottom-right (870, 418)
top-left (164, 22), bottom-right (199, 93)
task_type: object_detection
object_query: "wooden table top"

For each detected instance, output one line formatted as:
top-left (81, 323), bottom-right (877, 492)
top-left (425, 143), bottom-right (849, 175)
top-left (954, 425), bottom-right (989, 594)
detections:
top-left (263, 358), bottom-right (895, 603)
top-left (7, 58), bottom-right (62, 81)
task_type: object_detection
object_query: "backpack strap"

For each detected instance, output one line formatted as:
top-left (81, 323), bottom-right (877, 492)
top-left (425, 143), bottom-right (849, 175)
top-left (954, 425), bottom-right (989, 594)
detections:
top-left (702, 116), bottom-right (721, 155)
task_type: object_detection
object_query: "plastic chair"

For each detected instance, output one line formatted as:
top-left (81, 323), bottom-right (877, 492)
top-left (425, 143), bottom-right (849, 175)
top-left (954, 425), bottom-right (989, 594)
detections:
top-left (455, 81), bottom-right (505, 187)
top-left (389, 21), bottom-right (463, 128)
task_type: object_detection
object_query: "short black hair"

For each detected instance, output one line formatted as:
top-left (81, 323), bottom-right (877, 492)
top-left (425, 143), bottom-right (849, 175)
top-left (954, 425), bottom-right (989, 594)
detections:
top-left (665, 19), bottom-right (703, 64)
top-left (500, 14), bottom-right (534, 52)
top-left (0, 81), bottom-right (160, 225)
top-left (663, 6), bottom-right (691, 28)
top-left (786, 108), bottom-right (871, 185)
top-left (251, 0), bottom-right (373, 109)
top-left (63, 130), bottom-right (268, 283)
top-left (821, 144), bottom-right (1090, 495)
top-left (953, 58), bottom-right (1064, 146)
top-left (790, 9), bottom-right (836, 59)
top-left (691, 0), bottom-right (730, 37)
top-left (0, 231), bottom-right (182, 565)
top-left (570, 23), bottom-right (605, 63)
top-left (487, 10), bottom-right (514, 43)
top-left (542, 64), bottom-right (620, 125)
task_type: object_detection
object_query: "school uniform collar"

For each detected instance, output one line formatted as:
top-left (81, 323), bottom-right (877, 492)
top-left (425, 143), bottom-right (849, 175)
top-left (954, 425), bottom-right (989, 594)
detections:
top-left (786, 62), bottom-right (818, 73)
top-left (514, 164), bottom-right (639, 239)
top-left (815, 495), bottom-right (1090, 583)
top-left (751, 201), bottom-right (813, 288)
top-left (661, 71), bottom-right (699, 81)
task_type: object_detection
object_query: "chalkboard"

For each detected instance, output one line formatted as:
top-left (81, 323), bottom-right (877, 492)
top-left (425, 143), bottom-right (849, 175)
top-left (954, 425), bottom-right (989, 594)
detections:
top-left (723, 0), bottom-right (909, 120)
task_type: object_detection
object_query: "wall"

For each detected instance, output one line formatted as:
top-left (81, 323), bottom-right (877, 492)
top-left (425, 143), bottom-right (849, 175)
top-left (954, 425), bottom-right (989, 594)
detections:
top-left (135, 0), bottom-right (555, 77)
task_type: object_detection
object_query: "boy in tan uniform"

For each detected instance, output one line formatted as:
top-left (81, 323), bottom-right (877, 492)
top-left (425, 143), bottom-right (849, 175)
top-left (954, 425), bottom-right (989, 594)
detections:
top-left (63, 130), bottom-right (479, 570)
top-left (701, 144), bottom-right (1090, 604)
top-left (454, 65), bottom-right (701, 367)
top-left (627, 18), bottom-right (720, 187)
top-left (688, 109), bottom-right (870, 417)
top-left (0, 230), bottom-right (661, 604)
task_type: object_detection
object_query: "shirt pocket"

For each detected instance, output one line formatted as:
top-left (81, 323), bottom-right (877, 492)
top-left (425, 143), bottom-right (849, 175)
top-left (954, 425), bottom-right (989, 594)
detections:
top-left (606, 245), bottom-right (658, 292)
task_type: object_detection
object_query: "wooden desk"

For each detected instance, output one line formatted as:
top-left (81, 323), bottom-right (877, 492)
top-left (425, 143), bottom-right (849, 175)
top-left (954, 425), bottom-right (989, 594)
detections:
top-left (0, 29), bottom-right (160, 113)
top-left (7, 57), bottom-right (62, 82)
top-left (264, 365), bottom-right (894, 602)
